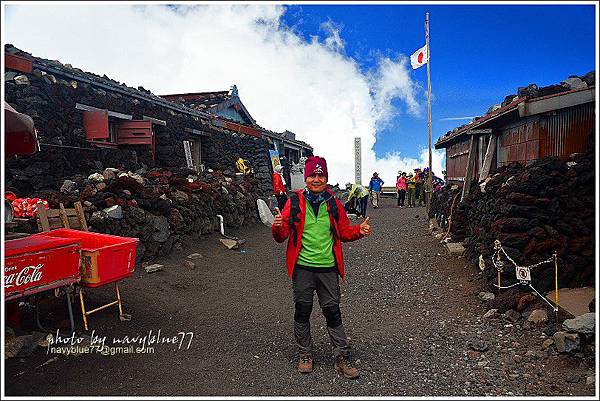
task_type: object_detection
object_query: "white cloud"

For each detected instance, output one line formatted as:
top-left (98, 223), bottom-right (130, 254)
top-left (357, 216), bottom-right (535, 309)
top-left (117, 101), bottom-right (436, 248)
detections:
top-left (320, 19), bottom-right (345, 53)
top-left (4, 4), bottom-right (445, 186)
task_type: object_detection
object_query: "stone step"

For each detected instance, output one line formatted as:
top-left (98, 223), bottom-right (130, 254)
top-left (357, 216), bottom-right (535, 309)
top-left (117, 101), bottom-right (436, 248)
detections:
top-left (546, 286), bottom-right (595, 317)
top-left (445, 242), bottom-right (465, 256)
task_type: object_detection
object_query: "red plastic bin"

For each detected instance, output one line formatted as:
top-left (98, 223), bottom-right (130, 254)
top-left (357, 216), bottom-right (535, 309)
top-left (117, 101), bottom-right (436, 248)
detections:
top-left (39, 229), bottom-right (138, 288)
top-left (4, 235), bottom-right (81, 300)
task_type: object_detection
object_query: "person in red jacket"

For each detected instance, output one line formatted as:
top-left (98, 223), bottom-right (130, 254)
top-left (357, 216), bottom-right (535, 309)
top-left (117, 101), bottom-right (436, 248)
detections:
top-left (272, 155), bottom-right (371, 379)
top-left (272, 164), bottom-right (288, 210)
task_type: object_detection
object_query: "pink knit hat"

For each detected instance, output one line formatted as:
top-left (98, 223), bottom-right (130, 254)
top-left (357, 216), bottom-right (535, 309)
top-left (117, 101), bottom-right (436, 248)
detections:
top-left (304, 156), bottom-right (328, 180)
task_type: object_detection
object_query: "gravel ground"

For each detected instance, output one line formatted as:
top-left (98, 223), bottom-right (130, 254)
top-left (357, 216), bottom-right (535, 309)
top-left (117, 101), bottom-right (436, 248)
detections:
top-left (4, 197), bottom-right (596, 396)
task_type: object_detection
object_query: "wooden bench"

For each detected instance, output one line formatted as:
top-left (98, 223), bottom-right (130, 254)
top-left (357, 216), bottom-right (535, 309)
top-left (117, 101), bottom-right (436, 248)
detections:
top-left (36, 201), bottom-right (88, 232)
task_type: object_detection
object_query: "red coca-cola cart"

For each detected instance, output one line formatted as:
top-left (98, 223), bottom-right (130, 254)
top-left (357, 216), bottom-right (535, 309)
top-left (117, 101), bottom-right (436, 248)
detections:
top-left (4, 235), bottom-right (82, 331)
top-left (38, 228), bottom-right (139, 330)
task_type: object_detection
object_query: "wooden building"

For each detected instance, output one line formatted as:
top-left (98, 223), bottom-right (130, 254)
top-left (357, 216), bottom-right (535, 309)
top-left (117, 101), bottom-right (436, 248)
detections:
top-left (435, 85), bottom-right (595, 199)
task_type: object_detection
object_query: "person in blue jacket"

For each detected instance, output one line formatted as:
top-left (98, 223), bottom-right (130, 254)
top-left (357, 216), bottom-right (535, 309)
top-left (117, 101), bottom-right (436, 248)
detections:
top-left (368, 172), bottom-right (384, 209)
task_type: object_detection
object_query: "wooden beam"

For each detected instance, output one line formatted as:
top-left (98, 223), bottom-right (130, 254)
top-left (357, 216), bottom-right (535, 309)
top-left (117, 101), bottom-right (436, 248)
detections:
top-left (185, 127), bottom-right (210, 137)
top-left (468, 128), bottom-right (493, 135)
top-left (519, 87), bottom-right (595, 117)
top-left (59, 203), bottom-right (70, 229)
top-left (37, 201), bottom-right (50, 232)
top-left (143, 115), bottom-right (167, 126)
top-left (461, 136), bottom-right (478, 201)
top-left (75, 103), bottom-right (132, 120)
top-left (479, 134), bottom-right (497, 181)
top-left (74, 201), bottom-right (89, 231)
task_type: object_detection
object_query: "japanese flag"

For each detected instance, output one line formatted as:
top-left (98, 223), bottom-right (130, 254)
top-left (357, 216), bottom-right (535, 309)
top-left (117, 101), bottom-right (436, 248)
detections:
top-left (410, 44), bottom-right (428, 69)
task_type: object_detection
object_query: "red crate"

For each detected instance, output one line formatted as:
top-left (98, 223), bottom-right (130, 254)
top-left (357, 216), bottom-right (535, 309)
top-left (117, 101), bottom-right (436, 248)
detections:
top-left (4, 235), bottom-right (81, 301)
top-left (39, 229), bottom-right (138, 288)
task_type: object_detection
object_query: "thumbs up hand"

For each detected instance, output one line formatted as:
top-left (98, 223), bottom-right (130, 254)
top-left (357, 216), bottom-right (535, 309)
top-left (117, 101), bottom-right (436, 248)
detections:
top-left (359, 216), bottom-right (372, 236)
top-left (273, 207), bottom-right (283, 227)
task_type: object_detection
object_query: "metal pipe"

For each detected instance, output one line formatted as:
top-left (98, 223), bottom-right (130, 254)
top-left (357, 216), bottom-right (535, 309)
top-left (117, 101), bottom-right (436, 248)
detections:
top-left (66, 289), bottom-right (75, 334)
top-left (39, 143), bottom-right (98, 151)
top-left (85, 300), bottom-right (120, 315)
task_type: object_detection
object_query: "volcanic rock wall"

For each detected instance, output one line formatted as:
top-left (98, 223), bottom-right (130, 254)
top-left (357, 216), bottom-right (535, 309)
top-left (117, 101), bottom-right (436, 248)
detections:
top-left (430, 149), bottom-right (595, 292)
top-left (5, 67), bottom-right (272, 196)
top-left (5, 49), bottom-right (278, 262)
top-left (8, 165), bottom-right (262, 263)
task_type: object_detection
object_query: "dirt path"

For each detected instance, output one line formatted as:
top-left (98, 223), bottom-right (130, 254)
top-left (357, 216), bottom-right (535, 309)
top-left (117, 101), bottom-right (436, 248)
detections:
top-left (4, 197), bottom-right (595, 396)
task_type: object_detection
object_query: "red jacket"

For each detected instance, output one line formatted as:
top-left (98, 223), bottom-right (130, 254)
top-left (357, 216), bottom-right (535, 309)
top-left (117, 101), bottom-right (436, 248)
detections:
top-left (272, 190), bottom-right (363, 279)
top-left (272, 173), bottom-right (286, 195)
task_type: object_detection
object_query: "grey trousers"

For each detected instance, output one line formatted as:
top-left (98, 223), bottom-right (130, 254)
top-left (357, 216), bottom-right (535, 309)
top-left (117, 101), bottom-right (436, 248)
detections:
top-left (292, 267), bottom-right (351, 358)
top-left (371, 191), bottom-right (380, 207)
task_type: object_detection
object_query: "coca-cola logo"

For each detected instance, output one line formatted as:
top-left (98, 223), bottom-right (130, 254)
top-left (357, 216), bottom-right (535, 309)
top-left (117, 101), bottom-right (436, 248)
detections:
top-left (4, 264), bottom-right (43, 288)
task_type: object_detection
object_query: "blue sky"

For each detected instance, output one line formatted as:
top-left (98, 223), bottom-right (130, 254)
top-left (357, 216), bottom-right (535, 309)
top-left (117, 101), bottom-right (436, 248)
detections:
top-left (3, 3), bottom-right (597, 184)
top-left (281, 4), bottom-right (597, 158)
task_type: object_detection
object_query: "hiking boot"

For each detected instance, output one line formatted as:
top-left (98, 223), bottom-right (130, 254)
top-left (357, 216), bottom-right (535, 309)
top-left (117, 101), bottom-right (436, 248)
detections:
top-left (297, 353), bottom-right (313, 373)
top-left (334, 356), bottom-right (359, 379)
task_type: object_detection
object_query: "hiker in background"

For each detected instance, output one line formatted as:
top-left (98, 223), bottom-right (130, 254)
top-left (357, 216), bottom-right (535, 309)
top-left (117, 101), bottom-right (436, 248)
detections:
top-left (272, 155), bottom-right (371, 379)
top-left (421, 167), bottom-right (432, 206)
top-left (368, 172), bottom-right (384, 209)
top-left (433, 175), bottom-right (444, 192)
top-left (414, 168), bottom-right (424, 207)
top-left (236, 157), bottom-right (253, 175)
top-left (272, 164), bottom-right (288, 210)
top-left (396, 171), bottom-right (407, 208)
top-left (406, 173), bottom-right (416, 208)
top-left (345, 182), bottom-right (370, 218)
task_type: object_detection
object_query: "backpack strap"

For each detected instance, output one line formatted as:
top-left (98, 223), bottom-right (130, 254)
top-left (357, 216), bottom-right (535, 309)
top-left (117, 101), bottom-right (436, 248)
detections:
top-left (326, 195), bottom-right (340, 241)
top-left (326, 195), bottom-right (339, 223)
top-left (289, 192), bottom-right (301, 246)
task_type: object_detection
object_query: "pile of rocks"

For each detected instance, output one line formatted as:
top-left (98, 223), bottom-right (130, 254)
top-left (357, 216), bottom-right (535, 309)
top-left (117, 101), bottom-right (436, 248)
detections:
top-left (551, 313), bottom-right (596, 356)
top-left (430, 149), bottom-right (594, 292)
top-left (479, 290), bottom-right (595, 361)
top-left (11, 166), bottom-right (265, 263)
top-left (501, 71), bottom-right (595, 108)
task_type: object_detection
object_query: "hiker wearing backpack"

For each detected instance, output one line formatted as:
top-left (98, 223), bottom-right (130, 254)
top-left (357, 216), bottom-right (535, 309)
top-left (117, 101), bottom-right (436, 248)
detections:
top-left (272, 164), bottom-right (288, 210)
top-left (368, 172), bottom-right (384, 208)
top-left (272, 155), bottom-right (372, 379)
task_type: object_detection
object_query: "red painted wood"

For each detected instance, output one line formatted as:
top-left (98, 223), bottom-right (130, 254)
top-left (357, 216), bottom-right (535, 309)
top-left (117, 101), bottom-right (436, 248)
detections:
top-left (5, 53), bottom-right (33, 74)
top-left (83, 110), bottom-right (109, 140)
top-left (117, 120), bottom-right (153, 145)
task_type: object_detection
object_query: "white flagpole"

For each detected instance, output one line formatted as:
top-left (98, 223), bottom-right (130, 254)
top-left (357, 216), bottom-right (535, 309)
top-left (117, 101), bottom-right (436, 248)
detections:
top-left (425, 12), bottom-right (433, 211)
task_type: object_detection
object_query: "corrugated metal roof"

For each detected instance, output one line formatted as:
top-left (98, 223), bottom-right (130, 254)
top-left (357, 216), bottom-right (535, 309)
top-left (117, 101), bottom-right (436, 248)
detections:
top-left (435, 97), bottom-right (524, 147)
top-left (435, 86), bottom-right (595, 148)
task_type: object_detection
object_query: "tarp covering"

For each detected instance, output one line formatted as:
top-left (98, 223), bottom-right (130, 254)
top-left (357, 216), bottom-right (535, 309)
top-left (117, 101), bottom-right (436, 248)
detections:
top-left (4, 102), bottom-right (39, 156)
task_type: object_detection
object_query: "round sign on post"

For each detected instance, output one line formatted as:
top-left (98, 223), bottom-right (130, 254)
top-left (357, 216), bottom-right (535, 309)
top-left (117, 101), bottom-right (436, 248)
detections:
top-left (515, 266), bottom-right (531, 282)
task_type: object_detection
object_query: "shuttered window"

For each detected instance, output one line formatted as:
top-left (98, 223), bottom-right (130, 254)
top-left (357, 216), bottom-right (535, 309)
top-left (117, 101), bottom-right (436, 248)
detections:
top-left (83, 110), bottom-right (109, 140)
top-left (116, 120), bottom-right (153, 145)
top-left (5, 53), bottom-right (33, 74)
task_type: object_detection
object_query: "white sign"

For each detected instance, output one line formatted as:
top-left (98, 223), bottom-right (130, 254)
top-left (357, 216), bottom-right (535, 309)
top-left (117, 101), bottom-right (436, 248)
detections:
top-left (354, 137), bottom-right (361, 184)
top-left (515, 266), bottom-right (531, 282)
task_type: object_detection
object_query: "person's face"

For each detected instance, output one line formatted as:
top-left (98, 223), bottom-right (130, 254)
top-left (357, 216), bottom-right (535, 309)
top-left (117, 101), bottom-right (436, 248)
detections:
top-left (306, 173), bottom-right (327, 193)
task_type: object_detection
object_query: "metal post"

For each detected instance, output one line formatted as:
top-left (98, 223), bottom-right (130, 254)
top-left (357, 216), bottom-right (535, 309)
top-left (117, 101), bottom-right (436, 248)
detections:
top-left (425, 12), bottom-right (433, 213)
top-left (66, 288), bottom-right (75, 334)
top-left (116, 282), bottom-right (124, 318)
top-left (79, 288), bottom-right (89, 331)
